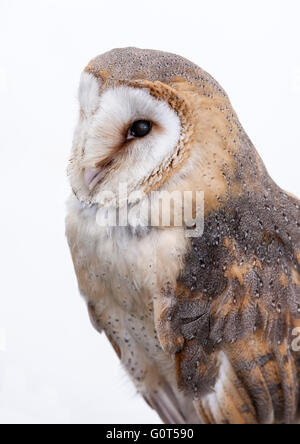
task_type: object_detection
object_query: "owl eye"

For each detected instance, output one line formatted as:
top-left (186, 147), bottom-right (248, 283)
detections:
top-left (129, 120), bottom-right (152, 138)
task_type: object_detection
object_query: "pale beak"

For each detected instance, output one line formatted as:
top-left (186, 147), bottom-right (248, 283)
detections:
top-left (84, 167), bottom-right (105, 190)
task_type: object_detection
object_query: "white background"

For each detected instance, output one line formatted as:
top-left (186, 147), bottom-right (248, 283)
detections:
top-left (0, 0), bottom-right (300, 424)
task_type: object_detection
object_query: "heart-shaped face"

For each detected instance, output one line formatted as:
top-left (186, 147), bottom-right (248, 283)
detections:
top-left (68, 73), bottom-right (185, 206)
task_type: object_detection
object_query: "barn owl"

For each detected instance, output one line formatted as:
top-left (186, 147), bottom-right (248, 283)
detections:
top-left (66, 47), bottom-right (300, 424)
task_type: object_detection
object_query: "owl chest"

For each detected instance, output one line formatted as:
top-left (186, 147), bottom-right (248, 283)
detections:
top-left (70, 204), bottom-right (186, 311)
top-left (78, 226), bottom-right (158, 316)
top-left (67, 203), bottom-right (189, 386)
top-left (75, 228), bottom-right (170, 383)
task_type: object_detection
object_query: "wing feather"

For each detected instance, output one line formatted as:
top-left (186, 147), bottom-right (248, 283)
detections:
top-left (154, 191), bottom-right (300, 424)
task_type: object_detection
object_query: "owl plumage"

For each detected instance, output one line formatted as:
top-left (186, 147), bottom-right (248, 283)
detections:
top-left (66, 48), bottom-right (300, 424)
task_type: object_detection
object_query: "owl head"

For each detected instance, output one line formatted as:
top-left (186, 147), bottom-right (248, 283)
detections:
top-left (68, 47), bottom-right (265, 212)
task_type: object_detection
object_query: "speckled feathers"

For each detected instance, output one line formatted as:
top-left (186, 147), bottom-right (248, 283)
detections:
top-left (66, 48), bottom-right (300, 424)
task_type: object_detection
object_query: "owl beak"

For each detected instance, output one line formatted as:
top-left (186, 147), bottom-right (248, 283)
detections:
top-left (84, 167), bottom-right (104, 190)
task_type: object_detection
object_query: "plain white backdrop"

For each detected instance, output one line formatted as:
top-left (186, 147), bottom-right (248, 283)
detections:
top-left (0, 0), bottom-right (300, 424)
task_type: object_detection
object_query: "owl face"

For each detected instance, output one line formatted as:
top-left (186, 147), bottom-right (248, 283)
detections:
top-left (69, 48), bottom-right (259, 215)
top-left (69, 72), bottom-right (183, 206)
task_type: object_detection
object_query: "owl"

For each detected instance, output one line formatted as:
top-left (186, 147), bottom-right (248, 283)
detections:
top-left (66, 47), bottom-right (300, 424)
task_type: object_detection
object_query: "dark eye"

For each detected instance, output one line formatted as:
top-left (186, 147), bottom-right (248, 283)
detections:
top-left (129, 120), bottom-right (152, 138)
